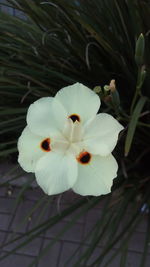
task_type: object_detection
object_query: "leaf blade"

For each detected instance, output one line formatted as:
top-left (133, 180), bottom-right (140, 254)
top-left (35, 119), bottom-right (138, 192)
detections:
top-left (125, 96), bottom-right (147, 156)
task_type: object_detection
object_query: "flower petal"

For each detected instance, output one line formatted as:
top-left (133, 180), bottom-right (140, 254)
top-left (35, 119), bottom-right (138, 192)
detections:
top-left (18, 126), bottom-right (49, 172)
top-left (27, 97), bottom-right (67, 136)
top-left (35, 152), bottom-right (78, 195)
top-left (72, 154), bottom-right (118, 196)
top-left (55, 83), bottom-right (100, 123)
top-left (83, 113), bottom-right (124, 156)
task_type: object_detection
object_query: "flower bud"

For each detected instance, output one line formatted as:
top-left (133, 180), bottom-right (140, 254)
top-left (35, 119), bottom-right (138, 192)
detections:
top-left (93, 86), bottom-right (101, 93)
top-left (104, 85), bottom-right (110, 92)
top-left (104, 79), bottom-right (116, 93)
top-left (135, 33), bottom-right (145, 66)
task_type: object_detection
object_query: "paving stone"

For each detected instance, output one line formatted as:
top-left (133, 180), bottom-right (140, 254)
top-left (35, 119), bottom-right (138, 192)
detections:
top-left (0, 186), bottom-right (20, 199)
top-left (0, 162), bottom-right (36, 188)
top-left (58, 242), bottom-right (81, 267)
top-left (126, 251), bottom-right (142, 267)
top-left (128, 231), bottom-right (146, 253)
top-left (46, 220), bottom-right (84, 242)
top-left (91, 197), bottom-right (107, 210)
top-left (81, 246), bottom-right (121, 267)
top-left (50, 202), bottom-right (86, 224)
top-left (83, 217), bottom-right (122, 249)
top-left (63, 207), bottom-right (86, 224)
top-left (83, 220), bottom-right (107, 247)
top-left (32, 204), bottom-right (60, 238)
top-left (145, 254), bottom-right (150, 267)
top-left (123, 212), bottom-right (147, 234)
top-left (86, 208), bottom-right (102, 223)
top-left (0, 188), bottom-right (6, 197)
top-left (0, 253), bottom-right (35, 267)
top-left (0, 214), bottom-right (10, 230)
top-left (61, 190), bottom-right (82, 204)
top-left (83, 221), bottom-right (100, 245)
top-left (0, 231), bottom-right (6, 245)
top-left (0, 198), bottom-right (14, 213)
top-left (8, 187), bottom-right (21, 198)
top-left (25, 188), bottom-right (45, 201)
top-left (27, 201), bottom-right (51, 232)
top-left (11, 200), bottom-right (34, 233)
top-left (37, 239), bottom-right (61, 267)
top-left (86, 250), bottom-right (150, 267)
top-left (5, 234), bottom-right (42, 257)
top-left (0, 181), bottom-right (149, 267)
top-left (136, 216), bottom-right (147, 233)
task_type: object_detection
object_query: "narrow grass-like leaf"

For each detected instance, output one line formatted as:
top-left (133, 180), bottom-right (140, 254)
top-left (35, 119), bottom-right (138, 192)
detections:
top-left (103, 213), bottom-right (144, 267)
top-left (28, 196), bottom-right (102, 267)
top-left (125, 96), bottom-right (147, 156)
top-left (12, 175), bottom-right (35, 212)
top-left (64, 196), bottom-right (112, 267)
top-left (0, 197), bottom-right (100, 257)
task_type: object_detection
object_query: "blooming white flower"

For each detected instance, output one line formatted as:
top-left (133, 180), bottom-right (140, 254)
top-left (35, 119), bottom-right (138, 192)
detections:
top-left (18, 83), bottom-right (124, 196)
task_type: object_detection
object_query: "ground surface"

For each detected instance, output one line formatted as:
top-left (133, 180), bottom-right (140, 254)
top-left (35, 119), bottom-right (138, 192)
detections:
top-left (0, 186), bottom-right (149, 267)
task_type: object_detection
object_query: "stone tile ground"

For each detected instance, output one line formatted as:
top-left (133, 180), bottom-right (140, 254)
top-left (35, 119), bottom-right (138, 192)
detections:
top-left (0, 187), bottom-right (149, 267)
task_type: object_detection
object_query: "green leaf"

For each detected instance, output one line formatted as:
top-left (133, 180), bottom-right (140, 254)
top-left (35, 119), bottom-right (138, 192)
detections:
top-left (0, 197), bottom-right (100, 257)
top-left (125, 96), bottom-right (147, 156)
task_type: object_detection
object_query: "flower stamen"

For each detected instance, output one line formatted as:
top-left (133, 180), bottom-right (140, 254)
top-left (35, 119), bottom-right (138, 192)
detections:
top-left (69, 114), bottom-right (80, 123)
top-left (77, 151), bottom-right (91, 165)
top-left (40, 138), bottom-right (51, 152)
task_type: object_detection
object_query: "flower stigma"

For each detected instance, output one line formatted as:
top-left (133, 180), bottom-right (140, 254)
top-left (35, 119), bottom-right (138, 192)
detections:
top-left (40, 138), bottom-right (51, 152)
top-left (77, 151), bottom-right (92, 165)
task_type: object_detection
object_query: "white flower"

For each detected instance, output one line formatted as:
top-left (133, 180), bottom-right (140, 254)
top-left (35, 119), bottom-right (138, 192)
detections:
top-left (18, 83), bottom-right (124, 196)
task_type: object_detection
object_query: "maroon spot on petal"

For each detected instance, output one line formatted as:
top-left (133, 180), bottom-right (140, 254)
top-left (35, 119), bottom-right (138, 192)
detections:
top-left (69, 114), bottom-right (80, 123)
top-left (77, 151), bottom-right (91, 165)
top-left (40, 138), bottom-right (51, 152)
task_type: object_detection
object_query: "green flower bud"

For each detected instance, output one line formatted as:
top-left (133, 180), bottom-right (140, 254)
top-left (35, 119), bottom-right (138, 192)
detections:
top-left (135, 33), bottom-right (145, 66)
top-left (93, 86), bottom-right (101, 93)
top-left (104, 85), bottom-right (110, 92)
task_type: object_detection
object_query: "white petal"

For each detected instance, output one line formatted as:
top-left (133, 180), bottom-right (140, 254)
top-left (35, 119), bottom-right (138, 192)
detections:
top-left (35, 152), bottom-right (78, 195)
top-left (18, 126), bottom-right (49, 172)
top-left (83, 113), bottom-right (124, 156)
top-left (55, 82), bottom-right (100, 123)
top-left (72, 154), bottom-right (118, 196)
top-left (62, 119), bottom-right (84, 143)
top-left (27, 97), bottom-right (67, 136)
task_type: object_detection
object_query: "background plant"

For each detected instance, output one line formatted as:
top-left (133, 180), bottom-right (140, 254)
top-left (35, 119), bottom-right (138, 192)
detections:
top-left (0, 0), bottom-right (150, 266)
